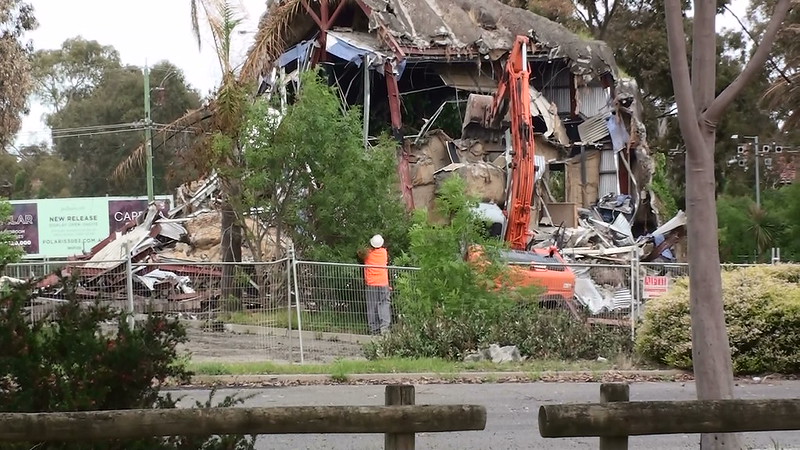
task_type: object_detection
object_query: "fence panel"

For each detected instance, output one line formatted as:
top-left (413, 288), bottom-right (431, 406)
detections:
top-left (291, 261), bottom-right (419, 363)
top-left (7, 253), bottom-right (786, 363)
top-left (5, 259), bottom-right (128, 325)
top-left (130, 259), bottom-right (295, 363)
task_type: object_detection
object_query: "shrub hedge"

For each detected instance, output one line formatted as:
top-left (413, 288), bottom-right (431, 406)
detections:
top-left (0, 273), bottom-right (257, 450)
top-left (364, 304), bottom-right (633, 361)
top-left (636, 264), bottom-right (800, 374)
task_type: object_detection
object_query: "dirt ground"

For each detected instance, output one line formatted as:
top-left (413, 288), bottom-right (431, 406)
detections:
top-left (178, 326), bottom-right (369, 364)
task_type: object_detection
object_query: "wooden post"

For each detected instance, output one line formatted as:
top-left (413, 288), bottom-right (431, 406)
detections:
top-left (385, 385), bottom-right (415, 450)
top-left (599, 383), bottom-right (629, 450)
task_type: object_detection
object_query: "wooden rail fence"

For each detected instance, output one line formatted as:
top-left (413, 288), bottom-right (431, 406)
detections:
top-left (538, 382), bottom-right (800, 449)
top-left (0, 385), bottom-right (486, 450)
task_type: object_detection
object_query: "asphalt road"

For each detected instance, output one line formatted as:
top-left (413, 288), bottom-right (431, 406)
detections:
top-left (172, 381), bottom-right (800, 449)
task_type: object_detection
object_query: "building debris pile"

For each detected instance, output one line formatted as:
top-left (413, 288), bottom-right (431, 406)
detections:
top-left (410, 119), bottom-right (685, 321)
top-left (532, 207), bottom-right (686, 318)
top-left (26, 173), bottom-right (289, 315)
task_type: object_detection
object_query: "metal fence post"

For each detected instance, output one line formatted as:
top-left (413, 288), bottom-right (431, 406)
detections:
top-left (629, 249), bottom-right (637, 341)
top-left (286, 251), bottom-right (294, 361)
top-left (124, 243), bottom-right (135, 330)
top-left (290, 246), bottom-right (304, 363)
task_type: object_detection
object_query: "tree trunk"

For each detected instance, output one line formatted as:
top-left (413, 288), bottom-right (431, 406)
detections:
top-left (664, 0), bottom-right (792, 446)
top-left (221, 200), bottom-right (242, 308)
top-left (685, 128), bottom-right (741, 449)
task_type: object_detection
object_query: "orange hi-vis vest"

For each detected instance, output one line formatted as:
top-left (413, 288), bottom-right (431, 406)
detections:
top-left (364, 247), bottom-right (389, 286)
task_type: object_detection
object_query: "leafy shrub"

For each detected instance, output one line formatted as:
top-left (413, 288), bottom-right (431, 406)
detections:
top-left (636, 264), bottom-right (800, 374)
top-left (490, 304), bottom-right (632, 360)
top-left (0, 273), bottom-right (256, 449)
top-left (364, 308), bottom-right (496, 360)
top-left (365, 304), bottom-right (632, 361)
top-left (365, 176), bottom-right (631, 361)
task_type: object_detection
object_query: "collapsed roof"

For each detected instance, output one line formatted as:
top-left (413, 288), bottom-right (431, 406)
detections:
top-left (245, 0), bottom-right (619, 82)
top-left (361, 0), bottom-right (616, 75)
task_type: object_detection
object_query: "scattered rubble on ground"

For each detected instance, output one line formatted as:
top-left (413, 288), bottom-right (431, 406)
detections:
top-left (530, 207), bottom-right (687, 318)
top-left (464, 344), bottom-right (523, 363)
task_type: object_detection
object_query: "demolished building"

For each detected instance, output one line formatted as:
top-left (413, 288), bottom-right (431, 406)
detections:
top-left (245, 0), bottom-right (684, 320)
top-left (15, 0), bottom-right (685, 324)
top-left (251, 0), bottom-right (666, 246)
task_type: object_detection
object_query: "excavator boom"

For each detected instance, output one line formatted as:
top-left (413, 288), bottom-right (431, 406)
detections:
top-left (489, 36), bottom-right (536, 250)
top-left (463, 36), bottom-right (577, 309)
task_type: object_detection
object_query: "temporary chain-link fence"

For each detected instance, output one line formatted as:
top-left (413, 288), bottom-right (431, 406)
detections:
top-left (291, 261), bottom-right (419, 363)
top-left (1, 256), bottom-right (779, 363)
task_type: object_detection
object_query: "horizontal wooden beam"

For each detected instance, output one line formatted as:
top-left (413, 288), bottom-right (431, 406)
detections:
top-left (1, 405), bottom-right (487, 442)
top-left (539, 399), bottom-right (800, 438)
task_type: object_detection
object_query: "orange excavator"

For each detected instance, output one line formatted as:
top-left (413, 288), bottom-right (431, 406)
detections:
top-left (465, 36), bottom-right (576, 310)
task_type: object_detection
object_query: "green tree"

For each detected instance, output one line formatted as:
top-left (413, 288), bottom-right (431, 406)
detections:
top-left (36, 40), bottom-right (202, 196)
top-left (763, 183), bottom-right (800, 261)
top-left (238, 70), bottom-right (410, 262)
top-left (0, 0), bottom-right (37, 148)
top-left (717, 195), bottom-right (756, 262)
top-left (0, 151), bottom-right (20, 194)
top-left (4, 143), bottom-right (72, 199)
top-left (187, 0), bottom-right (251, 300)
top-left (749, 0), bottom-right (800, 129)
top-left (0, 199), bottom-right (23, 268)
top-left (31, 36), bottom-right (121, 114)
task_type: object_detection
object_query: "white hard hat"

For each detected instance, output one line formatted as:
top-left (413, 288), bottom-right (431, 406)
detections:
top-left (370, 234), bottom-right (384, 248)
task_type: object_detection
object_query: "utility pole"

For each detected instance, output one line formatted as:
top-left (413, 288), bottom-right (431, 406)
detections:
top-left (143, 64), bottom-right (154, 203)
top-left (754, 135), bottom-right (761, 209)
top-left (731, 134), bottom-right (761, 209)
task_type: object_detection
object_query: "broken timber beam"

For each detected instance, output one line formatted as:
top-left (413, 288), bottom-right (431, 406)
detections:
top-left (383, 61), bottom-right (414, 210)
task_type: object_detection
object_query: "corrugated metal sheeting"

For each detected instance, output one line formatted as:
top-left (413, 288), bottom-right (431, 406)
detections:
top-left (534, 61), bottom-right (572, 114)
top-left (599, 148), bottom-right (620, 198)
top-left (577, 82), bottom-right (611, 117)
top-left (577, 113), bottom-right (611, 144)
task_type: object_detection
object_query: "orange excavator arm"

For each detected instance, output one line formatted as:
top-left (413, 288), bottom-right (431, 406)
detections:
top-left (487, 36), bottom-right (537, 251)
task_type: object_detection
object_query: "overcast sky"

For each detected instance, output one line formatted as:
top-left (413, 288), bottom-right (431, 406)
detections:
top-left (14, 0), bottom-right (750, 148)
top-left (15, 0), bottom-right (265, 147)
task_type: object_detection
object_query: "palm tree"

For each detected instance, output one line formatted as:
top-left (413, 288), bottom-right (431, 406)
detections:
top-left (115, 0), bottom-right (252, 303)
top-left (188, 1), bottom-right (251, 302)
top-left (764, 23), bottom-right (799, 128)
top-left (746, 203), bottom-right (779, 262)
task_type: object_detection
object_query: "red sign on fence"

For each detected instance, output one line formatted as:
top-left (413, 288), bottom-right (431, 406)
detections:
top-left (643, 275), bottom-right (670, 298)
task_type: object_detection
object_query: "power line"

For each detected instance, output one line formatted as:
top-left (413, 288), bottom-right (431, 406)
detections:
top-left (49, 124), bottom-right (206, 140)
top-left (51, 128), bottom-right (144, 139)
top-left (50, 122), bottom-right (143, 137)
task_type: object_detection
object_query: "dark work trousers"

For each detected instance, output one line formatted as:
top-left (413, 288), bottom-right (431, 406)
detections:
top-left (366, 285), bottom-right (391, 334)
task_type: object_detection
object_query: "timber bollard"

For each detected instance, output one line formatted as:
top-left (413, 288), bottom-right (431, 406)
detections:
top-left (385, 385), bottom-right (416, 450)
top-left (599, 383), bottom-right (630, 450)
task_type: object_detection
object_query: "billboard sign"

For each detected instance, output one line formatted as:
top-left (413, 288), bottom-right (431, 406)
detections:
top-left (2, 195), bottom-right (172, 258)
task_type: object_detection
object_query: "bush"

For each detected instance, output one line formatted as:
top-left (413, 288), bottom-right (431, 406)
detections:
top-left (365, 304), bottom-right (632, 361)
top-left (490, 304), bottom-right (632, 360)
top-left (636, 264), bottom-right (800, 374)
top-left (0, 273), bottom-right (257, 449)
top-left (365, 176), bottom-right (632, 362)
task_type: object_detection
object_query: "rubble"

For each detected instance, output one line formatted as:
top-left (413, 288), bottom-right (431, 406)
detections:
top-left (24, 173), bottom-right (290, 316)
top-left (464, 344), bottom-right (523, 363)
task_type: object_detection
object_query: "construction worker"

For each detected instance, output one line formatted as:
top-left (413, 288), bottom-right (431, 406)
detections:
top-left (358, 234), bottom-right (391, 335)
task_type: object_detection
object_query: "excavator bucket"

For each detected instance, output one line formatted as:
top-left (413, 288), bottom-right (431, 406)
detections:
top-left (461, 93), bottom-right (507, 140)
